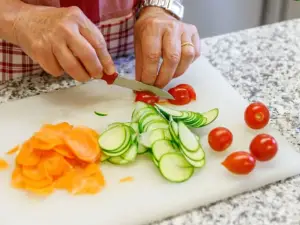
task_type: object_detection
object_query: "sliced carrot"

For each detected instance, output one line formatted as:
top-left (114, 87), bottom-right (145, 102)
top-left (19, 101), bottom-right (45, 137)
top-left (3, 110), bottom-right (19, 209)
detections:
top-left (9, 122), bottom-right (105, 196)
top-left (120, 176), bottom-right (134, 183)
top-left (16, 141), bottom-right (40, 166)
top-left (39, 152), bottom-right (72, 179)
top-left (53, 144), bottom-right (75, 159)
top-left (6, 145), bottom-right (19, 155)
top-left (64, 127), bottom-right (101, 163)
top-left (0, 158), bottom-right (8, 170)
top-left (25, 184), bottom-right (54, 196)
top-left (22, 165), bottom-right (47, 181)
top-left (11, 166), bottom-right (25, 189)
top-left (23, 176), bottom-right (53, 189)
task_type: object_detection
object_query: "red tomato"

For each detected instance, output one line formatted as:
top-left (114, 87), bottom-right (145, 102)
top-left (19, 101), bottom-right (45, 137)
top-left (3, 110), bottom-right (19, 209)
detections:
top-left (175, 84), bottom-right (196, 100)
top-left (208, 127), bottom-right (233, 151)
top-left (135, 91), bottom-right (159, 105)
top-left (249, 134), bottom-right (278, 161)
top-left (167, 87), bottom-right (191, 105)
top-left (222, 151), bottom-right (256, 175)
top-left (244, 102), bottom-right (270, 129)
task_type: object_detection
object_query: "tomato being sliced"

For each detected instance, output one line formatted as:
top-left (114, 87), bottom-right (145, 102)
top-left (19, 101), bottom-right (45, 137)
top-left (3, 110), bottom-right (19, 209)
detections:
top-left (244, 102), bottom-right (270, 129)
top-left (175, 84), bottom-right (196, 100)
top-left (222, 151), bottom-right (256, 175)
top-left (135, 91), bottom-right (159, 105)
top-left (208, 127), bottom-right (233, 152)
top-left (167, 86), bottom-right (191, 105)
top-left (249, 134), bottom-right (278, 161)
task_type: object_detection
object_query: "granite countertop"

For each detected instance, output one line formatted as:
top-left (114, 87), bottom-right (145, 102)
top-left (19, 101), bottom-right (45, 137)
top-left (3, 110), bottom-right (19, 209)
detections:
top-left (1, 19), bottom-right (300, 225)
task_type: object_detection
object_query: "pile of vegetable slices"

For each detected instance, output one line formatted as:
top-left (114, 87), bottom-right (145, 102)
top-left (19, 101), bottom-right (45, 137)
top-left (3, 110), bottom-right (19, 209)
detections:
top-left (98, 102), bottom-right (219, 183)
top-left (7, 122), bottom-right (105, 195)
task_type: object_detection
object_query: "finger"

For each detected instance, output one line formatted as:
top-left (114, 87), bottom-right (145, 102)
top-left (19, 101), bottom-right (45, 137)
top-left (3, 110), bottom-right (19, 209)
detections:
top-left (68, 31), bottom-right (103, 79)
top-left (154, 30), bottom-right (181, 88)
top-left (192, 29), bottom-right (201, 62)
top-left (134, 39), bottom-right (143, 82)
top-left (79, 19), bottom-right (115, 75)
top-left (53, 43), bottom-right (90, 82)
top-left (173, 32), bottom-right (195, 78)
top-left (141, 35), bottom-right (162, 85)
top-left (34, 44), bottom-right (64, 77)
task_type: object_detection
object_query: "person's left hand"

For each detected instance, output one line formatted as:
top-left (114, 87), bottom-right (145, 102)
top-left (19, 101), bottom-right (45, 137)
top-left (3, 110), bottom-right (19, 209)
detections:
top-left (134, 6), bottom-right (201, 88)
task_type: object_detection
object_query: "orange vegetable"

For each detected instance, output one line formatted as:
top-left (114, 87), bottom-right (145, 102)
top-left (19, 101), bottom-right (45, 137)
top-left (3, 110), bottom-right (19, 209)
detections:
top-left (64, 127), bottom-right (101, 163)
top-left (120, 176), bottom-right (134, 183)
top-left (6, 145), bottom-right (19, 155)
top-left (0, 158), bottom-right (8, 170)
top-left (9, 122), bottom-right (105, 196)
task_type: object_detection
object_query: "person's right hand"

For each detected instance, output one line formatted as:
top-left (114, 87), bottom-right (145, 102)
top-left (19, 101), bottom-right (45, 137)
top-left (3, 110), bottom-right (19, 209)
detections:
top-left (13, 6), bottom-right (115, 82)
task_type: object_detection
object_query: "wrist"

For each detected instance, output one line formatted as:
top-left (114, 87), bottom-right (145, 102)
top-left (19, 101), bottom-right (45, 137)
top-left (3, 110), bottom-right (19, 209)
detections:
top-left (0, 1), bottom-right (33, 45)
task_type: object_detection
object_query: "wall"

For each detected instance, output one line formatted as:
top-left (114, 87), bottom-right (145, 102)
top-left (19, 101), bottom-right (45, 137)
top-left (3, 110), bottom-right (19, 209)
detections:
top-left (182, 0), bottom-right (264, 38)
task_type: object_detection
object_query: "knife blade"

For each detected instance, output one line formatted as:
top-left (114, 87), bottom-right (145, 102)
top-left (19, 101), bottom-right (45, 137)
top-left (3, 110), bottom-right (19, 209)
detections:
top-left (101, 72), bottom-right (174, 100)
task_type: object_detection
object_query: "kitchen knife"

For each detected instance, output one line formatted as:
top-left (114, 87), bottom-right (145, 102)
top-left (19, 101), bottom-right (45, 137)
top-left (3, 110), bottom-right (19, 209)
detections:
top-left (101, 72), bottom-right (174, 100)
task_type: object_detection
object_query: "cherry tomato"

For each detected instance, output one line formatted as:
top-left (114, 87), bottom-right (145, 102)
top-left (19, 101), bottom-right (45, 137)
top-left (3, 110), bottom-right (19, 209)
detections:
top-left (135, 91), bottom-right (159, 105)
top-left (208, 127), bottom-right (233, 151)
top-left (222, 151), bottom-right (256, 175)
top-left (175, 84), bottom-right (197, 100)
top-left (167, 86), bottom-right (191, 105)
top-left (244, 102), bottom-right (270, 129)
top-left (249, 134), bottom-right (278, 161)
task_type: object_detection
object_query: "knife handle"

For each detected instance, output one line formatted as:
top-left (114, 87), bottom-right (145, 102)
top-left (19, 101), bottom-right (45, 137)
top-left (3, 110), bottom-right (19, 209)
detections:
top-left (101, 72), bottom-right (118, 85)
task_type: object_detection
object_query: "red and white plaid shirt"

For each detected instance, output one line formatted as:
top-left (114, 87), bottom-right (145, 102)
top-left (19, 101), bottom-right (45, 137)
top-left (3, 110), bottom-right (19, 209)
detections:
top-left (0, 0), bottom-right (140, 83)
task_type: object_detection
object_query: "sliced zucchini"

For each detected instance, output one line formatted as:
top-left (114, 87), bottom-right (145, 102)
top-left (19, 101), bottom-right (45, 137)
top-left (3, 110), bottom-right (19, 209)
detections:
top-left (154, 104), bottom-right (183, 117)
top-left (202, 108), bottom-right (219, 126)
top-left (129, 122), bottom-right (139, 134)
top-left (158, 152), bottom-right (194, 183)
top-left (139, 128), bottom-right (166, 148)
top-left (178, 121), bottom-right (199, 152)
top-left (152, 140), bottom-right (177, 161)
top-left (185, 157), bottom-right (205, 168)
top-left (144, 121), bottom-right (169, 132)
top-left (180, 144), bottom-right (205, 161)
top-left (137, 143), bottom-right (148, 154)
top-left (98, 125), bottom-right (129, 151)
top-left (121, 143), bottom-right (137, 161)
top-left (108, 156), bottom-right (130, 165)
top-left (151, 154), bottom-right (159, 167)
top-left (100, 153), bottom-right (110, 162)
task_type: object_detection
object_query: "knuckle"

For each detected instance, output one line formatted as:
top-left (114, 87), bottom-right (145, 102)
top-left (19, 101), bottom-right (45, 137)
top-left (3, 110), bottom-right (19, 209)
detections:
top-left (94, 39), bottom-right (107, 51)
top-left (182, 48), bottom-right (195, 59)
top-left (166, 51), bottom-right (180, 64)
top-left (101, 57), bottom-right (114, 69)
top-left (146, 51), bottom-right (161, 63)
top-left (67, 6), bottom-right (83, 17)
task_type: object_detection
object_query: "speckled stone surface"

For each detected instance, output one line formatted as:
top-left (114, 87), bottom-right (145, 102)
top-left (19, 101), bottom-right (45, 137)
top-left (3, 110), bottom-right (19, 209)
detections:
top-left (1, 19), bottom-right (300, 225)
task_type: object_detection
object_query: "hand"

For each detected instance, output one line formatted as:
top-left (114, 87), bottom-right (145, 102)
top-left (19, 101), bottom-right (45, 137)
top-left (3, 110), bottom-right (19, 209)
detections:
top-left (134, 7), bottom-right (201, 88)
top-left (13, 6), bottom-right (115, 82)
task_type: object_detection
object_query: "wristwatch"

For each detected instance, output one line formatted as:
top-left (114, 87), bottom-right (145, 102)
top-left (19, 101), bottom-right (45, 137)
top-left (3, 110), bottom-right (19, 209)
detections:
top-left (137, 0), bottom-right (184, 20)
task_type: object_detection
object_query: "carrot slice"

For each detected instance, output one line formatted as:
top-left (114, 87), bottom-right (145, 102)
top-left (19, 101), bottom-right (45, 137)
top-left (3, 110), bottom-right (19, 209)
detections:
top-left (0, 158), bottom-right (8, 170)
top-left (64, 127), bottom-right (101, 163)
top-left (120, 176), bottom-right (134, 183)
top-left (39, 152), bottom-right (72, 179)
top-left (53, 144), bottom-right (75, 159)
top-left (16, 141), bottom-right (40, 166)
top-left (6, 145), bottom-right (19, 155)
top-left (25, 185), bottom-right (54, 196)
top-left (9, 122), bottom-right (105, 196)
top-left (22, 165), bottom-right (47, 181)
top-left (11, 166), bottom-right (25, 189)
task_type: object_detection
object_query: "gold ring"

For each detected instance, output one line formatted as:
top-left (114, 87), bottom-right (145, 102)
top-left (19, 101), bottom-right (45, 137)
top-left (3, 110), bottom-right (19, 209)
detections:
top-left (181, 42), bottom-right (194, 48)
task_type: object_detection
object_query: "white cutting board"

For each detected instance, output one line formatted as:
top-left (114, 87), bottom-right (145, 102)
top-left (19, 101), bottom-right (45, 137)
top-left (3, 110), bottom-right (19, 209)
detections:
top-left (1, 57), bottom-right (300, 225)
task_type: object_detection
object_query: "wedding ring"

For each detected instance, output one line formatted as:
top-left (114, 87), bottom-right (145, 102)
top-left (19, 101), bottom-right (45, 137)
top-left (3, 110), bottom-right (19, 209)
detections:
top-left (181, 42), bottom-right (194, 48)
